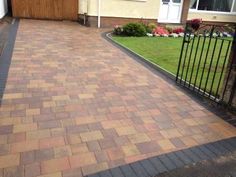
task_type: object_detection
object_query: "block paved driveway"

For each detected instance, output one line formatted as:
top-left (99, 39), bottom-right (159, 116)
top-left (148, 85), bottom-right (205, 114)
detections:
top-left (0, 19), bottom-right (236, 177)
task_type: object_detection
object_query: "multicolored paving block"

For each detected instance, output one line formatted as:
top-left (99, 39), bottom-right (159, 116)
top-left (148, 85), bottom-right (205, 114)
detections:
top-left (0, 19), bottom-right (235, 177)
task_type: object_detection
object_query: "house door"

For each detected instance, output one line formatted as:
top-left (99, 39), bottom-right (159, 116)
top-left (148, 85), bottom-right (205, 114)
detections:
top-left (158, 0), bottom-right (183, 23)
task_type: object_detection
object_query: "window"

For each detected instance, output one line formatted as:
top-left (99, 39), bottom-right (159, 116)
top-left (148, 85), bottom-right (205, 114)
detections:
top-left (173, 0), bottom-right (181, 3)
top-left (190, 0), bottom-right (197, 9)
top-left (233, 1), bottom-right (236, 12)
top-left (190, 0), bottom-right (236, 14)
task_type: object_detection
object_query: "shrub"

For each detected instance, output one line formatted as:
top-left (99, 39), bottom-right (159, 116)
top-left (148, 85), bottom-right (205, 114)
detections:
top-left (189, 18), bottom-right (202, 31)
top-left (113, 25), bottom-right (123, 35)
top-left (139, 22), bottom-right (152, 34)
top-left (122, 23), bottom-right (147, 37)
top-left (148, 23), bottom-right (157, 32)
top-left (173, 27), bottom-right (185, 34)
top-left (140, 22), bottom-right (157, 34)
top-left (143, 24), bottom-right (152, 34)
top-left (166, 27), bottom-right (173, 33)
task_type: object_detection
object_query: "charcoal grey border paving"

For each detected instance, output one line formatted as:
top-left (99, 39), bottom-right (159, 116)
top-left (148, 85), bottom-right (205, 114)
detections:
top-left (0, 18), bottom-right (19, 104)
top-left (86, 137), bottom-right (236, 177)
top-left (103, 32), bottom-right (236, 127)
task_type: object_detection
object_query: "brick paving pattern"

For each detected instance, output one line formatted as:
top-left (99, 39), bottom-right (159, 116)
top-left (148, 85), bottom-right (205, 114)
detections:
top-left (0, 19), bottom-right (235, 177)
top-left (86, 137), bottom-right (236, 177)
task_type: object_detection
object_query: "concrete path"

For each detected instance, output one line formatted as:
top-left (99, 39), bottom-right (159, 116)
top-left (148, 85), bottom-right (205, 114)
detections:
top-left (0, 19), bottom-right (235, 177)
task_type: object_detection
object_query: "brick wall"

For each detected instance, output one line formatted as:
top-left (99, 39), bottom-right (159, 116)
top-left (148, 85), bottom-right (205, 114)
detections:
top-left (78, 15), bottom-right (157, 28)
top-left (223, 70), bottom-right (236, 108)
top-left (181, 0), bottom-right (190, 23)
top-left (222, 31), bottom-right (236, 108)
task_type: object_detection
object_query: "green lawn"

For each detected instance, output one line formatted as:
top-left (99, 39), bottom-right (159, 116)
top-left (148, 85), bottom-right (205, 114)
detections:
top-left (113, 36), bottom-right (232, 96)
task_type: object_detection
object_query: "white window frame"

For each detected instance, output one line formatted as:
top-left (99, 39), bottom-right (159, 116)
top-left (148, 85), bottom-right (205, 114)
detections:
top-left (189, 0), bottom-right (236, 15)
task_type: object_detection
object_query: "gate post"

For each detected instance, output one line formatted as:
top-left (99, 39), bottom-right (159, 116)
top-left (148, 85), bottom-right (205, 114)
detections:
top-left (222, 25), bottom-right (236, 108)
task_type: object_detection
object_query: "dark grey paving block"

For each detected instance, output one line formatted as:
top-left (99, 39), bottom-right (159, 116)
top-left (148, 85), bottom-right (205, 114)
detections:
top-left (158, 155), bottom-right (177, 171)
top-left (87, 138), bottom-right (236, 177)
top-left (205, 144), bottom-right (222, 156)
top-left (87, 174), bottom-right (100, 177)
top-left (198, 145), bottom-right (217, 159)
top-left (0, 20), bottom-right (19, 104)
top-left (110, 167), bottom-right (125, 177)
top-left (183, 149), bottom-right (201, 163)
top-left (99, 170), bottom-right (112, 177)
top-left (218, 140), bottom-right (236, 152)
top-left (166, 152), bottom-right (185, 168)
top-left (174, 151), bottom-right (192, 165)
top-left (228, 120), bottom-right (236, 126)
top-left (230, 172), bottom-right (236, 177)
top-left (226, 138), bottom-right (236, 148)
top-left (130, 162), bottom-right (149, 177)
top-left (140, 159), bottom-right (158, 177)
top-left (120, 165), bottom-right (137, 177)
top-left (149, 157), bottom-right (168, 174)
top-left (213, 142), bottom-right (231, 154)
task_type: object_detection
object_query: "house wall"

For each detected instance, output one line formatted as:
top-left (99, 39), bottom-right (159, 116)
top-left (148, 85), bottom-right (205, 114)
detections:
top-left (78, 0), bottom-right (160, 27)
top-left (100, 0), bottom-right (159, 19)
top-left (78, 0), bottom-right (236, 27)
top-left (0, 0), bottom-right (8, 19)
top-left (79, 0), bottom-right (159, 19)
top-left (188, 12), bottom-right (236, 23)
top-left (78, 0), bottom-right (192, 27)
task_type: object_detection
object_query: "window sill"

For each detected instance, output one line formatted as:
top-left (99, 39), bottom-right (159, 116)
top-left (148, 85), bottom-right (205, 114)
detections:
top-left (189, 9), bottom-right (236, 16)
top-left (124, 0), bottom-right (147, 2)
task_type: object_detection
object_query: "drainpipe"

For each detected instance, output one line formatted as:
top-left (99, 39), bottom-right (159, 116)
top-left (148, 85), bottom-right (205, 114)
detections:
top-left (97, 0), bottom-right (101, 28)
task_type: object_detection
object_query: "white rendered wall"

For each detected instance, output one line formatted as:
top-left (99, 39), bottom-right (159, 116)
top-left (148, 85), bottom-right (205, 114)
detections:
top-left (0, 0), bottom-right (8, 19)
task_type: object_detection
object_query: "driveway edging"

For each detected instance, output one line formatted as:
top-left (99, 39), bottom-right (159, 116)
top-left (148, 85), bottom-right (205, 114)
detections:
top-left (103, 32), bottom-right (176, 81)
top-left (102, 32), bottom-right (236, 127)
top-left (0, 18), bottom-right (19, 104)
top-left (86, 136), bottom-right (236, 177)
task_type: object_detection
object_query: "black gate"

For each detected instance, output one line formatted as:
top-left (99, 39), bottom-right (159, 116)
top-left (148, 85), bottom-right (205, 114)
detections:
top-left (176, 21), bottom-right (236, 108)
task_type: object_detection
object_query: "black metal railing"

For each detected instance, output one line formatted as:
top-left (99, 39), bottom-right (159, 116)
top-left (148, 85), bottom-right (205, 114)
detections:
top-left (176, 22), bottom-right (236, 108)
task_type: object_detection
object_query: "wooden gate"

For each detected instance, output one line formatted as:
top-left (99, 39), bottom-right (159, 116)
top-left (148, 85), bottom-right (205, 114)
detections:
top-left (11, 0), bottom-right (78, 21)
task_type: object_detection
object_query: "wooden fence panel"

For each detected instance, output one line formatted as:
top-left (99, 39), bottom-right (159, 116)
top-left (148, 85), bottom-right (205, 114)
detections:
top-left (63, 0), bottom-right (78, 20)
top-left (11, 0), bottom-right (78, 20)
top-left (12, 0), bottom-right (30, 18)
